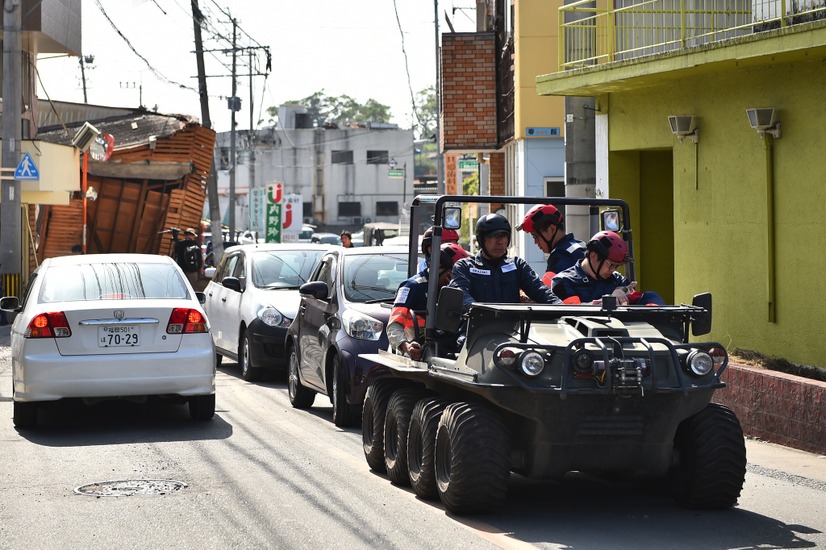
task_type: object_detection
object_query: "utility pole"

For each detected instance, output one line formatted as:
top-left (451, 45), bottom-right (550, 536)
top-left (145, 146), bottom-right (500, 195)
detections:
top-left (228, 18), bottom-right (238, 241)
top-left (434, 0), bottom-right (445, 195)
top-left (191, 0), bottom-right (223, 262)
top-left (1, 0), bottom-right (23, 295)
top-left (247, 49), bottom-right (255, 231)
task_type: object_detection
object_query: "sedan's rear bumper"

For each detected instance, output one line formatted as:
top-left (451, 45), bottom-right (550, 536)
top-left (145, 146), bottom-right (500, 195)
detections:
top-left (13, 337), bottom-right (216, 402)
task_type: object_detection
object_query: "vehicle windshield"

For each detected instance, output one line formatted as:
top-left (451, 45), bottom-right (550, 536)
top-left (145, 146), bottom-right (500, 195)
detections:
top-left (40, 262), bottom-right (190, 303)
top-left (343, 252), bottom-right (409, 302)
top-left (252, 249), bottom-right (325, 289)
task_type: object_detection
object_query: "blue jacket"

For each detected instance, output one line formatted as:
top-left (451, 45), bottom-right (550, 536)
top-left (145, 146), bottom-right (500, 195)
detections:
top-left (449, 253), bottom-right (561, 311)
top-left (547, 233), bottom-right (586, 274)
top-left (551, 262), bottom-right (631, 303)
top-left (392, 267), bottom-right (431, 312)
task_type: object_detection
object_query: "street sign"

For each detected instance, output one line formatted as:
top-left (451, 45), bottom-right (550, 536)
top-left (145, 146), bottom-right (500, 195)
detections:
top-left (14, 152), bottom-right (39, 181)
top-left (265, 182), bottom-right (284, 243)
top-left (388, 169), bottom-right (405, 179)
top-left (526, 127), bottom-right (561, 137)
top-left (458, 159), bottom-right (478, 170)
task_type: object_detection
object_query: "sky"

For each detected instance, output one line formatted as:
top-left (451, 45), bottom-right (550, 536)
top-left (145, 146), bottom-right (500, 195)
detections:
top-left (36, 0), bottom-right (477, 134)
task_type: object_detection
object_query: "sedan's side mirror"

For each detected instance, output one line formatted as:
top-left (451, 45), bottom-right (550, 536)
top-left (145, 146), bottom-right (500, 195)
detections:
top-left (0, 295), bottom-right (20, 312)
top-left (195, 292), bottom-right (207, 305)
top-left (299, 281), bottom-right (329, 300)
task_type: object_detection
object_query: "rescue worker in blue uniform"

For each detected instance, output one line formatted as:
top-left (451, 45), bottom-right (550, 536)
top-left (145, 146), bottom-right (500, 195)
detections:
top-left (551, 230), bottom-right (665, 306)
top-left (417, 226), bottom-right (460, 271)
top-left (387, 242), bottom-right (468, 360)
top-left (517, 203), bottom-right (586, 284)
top-left (449, 213), bottom-right (561, 312)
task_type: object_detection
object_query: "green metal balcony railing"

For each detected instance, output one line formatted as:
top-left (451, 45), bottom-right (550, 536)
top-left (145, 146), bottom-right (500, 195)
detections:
top-left (559, 0), bottom-right (826, 69)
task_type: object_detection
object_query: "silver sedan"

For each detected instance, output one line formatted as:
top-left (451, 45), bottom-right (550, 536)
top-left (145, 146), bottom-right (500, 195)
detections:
top-left (0, 253), bottom-right (216, 429)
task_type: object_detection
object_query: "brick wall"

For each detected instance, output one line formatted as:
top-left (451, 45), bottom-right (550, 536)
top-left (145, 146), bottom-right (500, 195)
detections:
top-left (440, 33), bottom-right (498, 151)
top-left (714, 362), bottom-right (825, 455)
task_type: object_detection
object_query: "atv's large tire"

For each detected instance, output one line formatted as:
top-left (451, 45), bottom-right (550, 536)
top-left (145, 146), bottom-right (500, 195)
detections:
top-left (670, 403), bottom-right (747, 509)
top-left (407, 397), bottom-right (450, 500)
top-left (434, 402), bottom-right (510, 514)
top-left (384, 388), bottom-right (429, 485)
top-left (362, 380), bottom-right (401, 472)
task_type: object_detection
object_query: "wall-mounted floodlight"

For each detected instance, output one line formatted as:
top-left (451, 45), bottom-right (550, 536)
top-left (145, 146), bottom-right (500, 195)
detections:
top-left (668, 115), bottom-right (698, 143)
top-left (71, 121), bottom-right (102, 152)
top-left (746, 108), bottom-right (780, 138)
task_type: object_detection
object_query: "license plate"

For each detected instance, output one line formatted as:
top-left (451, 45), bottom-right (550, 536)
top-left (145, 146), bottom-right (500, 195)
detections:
top-left (99, 325), bottom-right (140, 347)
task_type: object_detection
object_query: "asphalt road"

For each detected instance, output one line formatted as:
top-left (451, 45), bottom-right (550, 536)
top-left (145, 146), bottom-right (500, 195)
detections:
top-left (1, 324), bottom-right (825, 549)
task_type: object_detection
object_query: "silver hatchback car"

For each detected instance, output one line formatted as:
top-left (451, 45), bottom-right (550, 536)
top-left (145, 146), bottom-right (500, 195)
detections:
top-left (0, 253), bottom-right (216, 429)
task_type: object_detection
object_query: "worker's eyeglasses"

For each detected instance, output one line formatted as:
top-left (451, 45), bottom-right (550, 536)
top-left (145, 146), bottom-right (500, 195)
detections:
top-left (604, 259), bottom-right (623, 270)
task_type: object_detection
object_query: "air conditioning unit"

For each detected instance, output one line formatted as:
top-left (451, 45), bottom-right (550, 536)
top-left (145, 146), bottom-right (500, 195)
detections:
top-left (353, 217), bottom-right (363, 225)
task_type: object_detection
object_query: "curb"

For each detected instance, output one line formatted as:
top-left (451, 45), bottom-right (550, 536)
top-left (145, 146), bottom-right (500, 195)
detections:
top-left (715, 361), bottom-right (826, 456)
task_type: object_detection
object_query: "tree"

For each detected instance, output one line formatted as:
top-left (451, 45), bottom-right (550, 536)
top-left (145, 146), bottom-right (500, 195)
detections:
top-left (412, 86), bottom-right (437, 140)
top-left (266, 90), bottom-right (392, 128)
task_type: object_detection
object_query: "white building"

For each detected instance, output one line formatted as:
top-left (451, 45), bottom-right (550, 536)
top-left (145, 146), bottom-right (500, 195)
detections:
top-left (214, 105), bottom-right (415, 231)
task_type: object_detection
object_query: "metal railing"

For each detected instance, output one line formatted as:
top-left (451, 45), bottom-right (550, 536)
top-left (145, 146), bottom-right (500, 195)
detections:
top-left (559, 0), bottom-right (826, 69)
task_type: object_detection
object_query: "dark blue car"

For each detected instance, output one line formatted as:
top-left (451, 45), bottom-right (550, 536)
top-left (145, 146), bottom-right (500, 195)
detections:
top-left (285, 245), bottom-right (410, 427)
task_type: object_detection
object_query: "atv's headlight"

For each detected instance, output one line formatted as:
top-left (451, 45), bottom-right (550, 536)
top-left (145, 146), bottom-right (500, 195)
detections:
top-left (342, 309), bottom-right (384, 341)
top-left (685, 349), bottom-right (713, 376)
top-left (258, 306), bottom-right (289, 328)
top-left (572, 349), bottom-right (594, 378)
top-left (520, 351), bottom-right (545, 377)
top-left (494, 346), bottom-right (519, 367)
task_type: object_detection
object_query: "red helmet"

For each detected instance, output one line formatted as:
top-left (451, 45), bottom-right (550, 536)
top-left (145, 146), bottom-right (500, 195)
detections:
top-left (438, 242), bottom-right (468, 270)
top-left (422, 227), bottom-right (460, 255)
top-left (517, 204), bottom-right (563, 233)
top-left (587, 231), bottom-right (630, 264)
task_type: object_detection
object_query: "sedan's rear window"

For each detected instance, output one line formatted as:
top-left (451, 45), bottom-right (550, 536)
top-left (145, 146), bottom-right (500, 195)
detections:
top-left (39, 262), bottom-right (190, 303)
top-left (343, 253), bottom-right (409, 302)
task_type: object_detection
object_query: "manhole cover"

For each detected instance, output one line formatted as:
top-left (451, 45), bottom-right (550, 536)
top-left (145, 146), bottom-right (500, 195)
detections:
top-left (74, 479), bottom-right (187, 497)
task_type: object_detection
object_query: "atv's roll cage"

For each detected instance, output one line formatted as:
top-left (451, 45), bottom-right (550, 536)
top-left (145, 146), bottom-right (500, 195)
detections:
top-left (407, 194), bottom-right (637, 337)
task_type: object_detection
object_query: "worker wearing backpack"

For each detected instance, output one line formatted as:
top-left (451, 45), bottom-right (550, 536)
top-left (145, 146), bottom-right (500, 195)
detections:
top-left (174, 228), bottom-right (203, 287)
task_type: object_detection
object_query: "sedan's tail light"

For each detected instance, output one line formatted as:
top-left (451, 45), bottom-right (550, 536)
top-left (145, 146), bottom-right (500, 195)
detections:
top-left (167, 308), bottom-right (208, 334)
top-left (25, 312), bottom-right (72, 338)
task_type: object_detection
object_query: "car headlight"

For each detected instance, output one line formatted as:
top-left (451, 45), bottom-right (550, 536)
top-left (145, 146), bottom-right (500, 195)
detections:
top-left (341, 309), bottom-right (384, 341)
top-left (685, 349), bottom-right (714, 376)
top-left (520, 351), bottom-right (545, 377)
top-left (258, 306), bottom-right (290, 328)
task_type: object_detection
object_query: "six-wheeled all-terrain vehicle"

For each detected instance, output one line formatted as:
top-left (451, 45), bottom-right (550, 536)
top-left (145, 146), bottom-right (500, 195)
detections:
top-left (360, 195), bottom-right (747, 515)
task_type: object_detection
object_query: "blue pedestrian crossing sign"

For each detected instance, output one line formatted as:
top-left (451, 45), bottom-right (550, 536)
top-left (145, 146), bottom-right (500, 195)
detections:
top-left (15, 152), bottom-right (40, 181)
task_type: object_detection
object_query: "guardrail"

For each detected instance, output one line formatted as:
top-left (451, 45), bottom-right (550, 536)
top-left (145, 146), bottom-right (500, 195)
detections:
top-left (559, 0), bottom-right (826, 69)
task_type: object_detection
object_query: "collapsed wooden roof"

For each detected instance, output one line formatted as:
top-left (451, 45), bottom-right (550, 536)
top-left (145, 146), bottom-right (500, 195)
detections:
top-left (31, 106), bottom-right (216, 264)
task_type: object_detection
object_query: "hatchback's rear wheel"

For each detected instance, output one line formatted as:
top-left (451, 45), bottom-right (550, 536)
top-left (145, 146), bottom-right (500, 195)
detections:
top-left (288, 345), bottom-right (315, 409)
top-left (13, 401), bottom-right (37, 429)
top-left (189, 394), bottom-right (216, 421)
top-left (239, 330), bottom-right (261, 382)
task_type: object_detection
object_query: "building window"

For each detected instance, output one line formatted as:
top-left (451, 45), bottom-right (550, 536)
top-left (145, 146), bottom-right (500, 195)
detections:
top-left (332, 150), bottom-right (353, 164)
top-left (376, 201), bottom-right (398, 216)
top-left (545, 177), bottom-right (564, 197)
top-left (339, 202), bottom-right (362, 217)
top-left (367, 150), bottom-right (389, 164)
